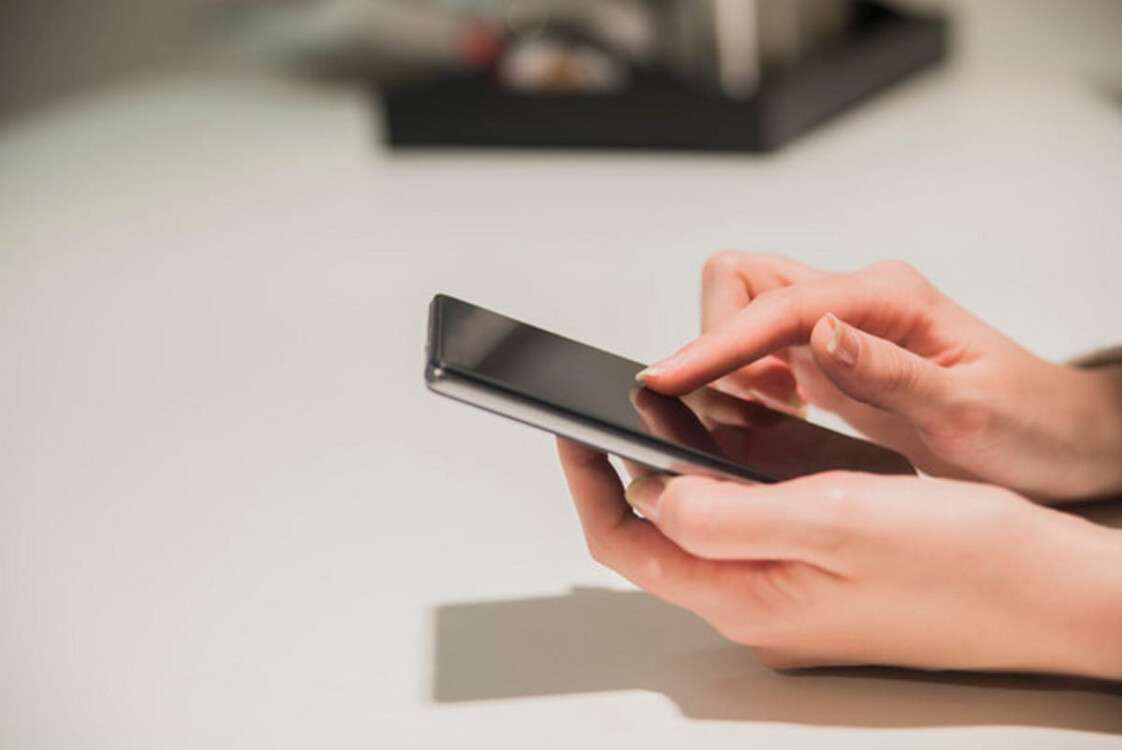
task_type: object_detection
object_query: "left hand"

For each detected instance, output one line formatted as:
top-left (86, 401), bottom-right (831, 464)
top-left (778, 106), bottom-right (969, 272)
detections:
top-left (557, 439), bottom-right (1122, 679)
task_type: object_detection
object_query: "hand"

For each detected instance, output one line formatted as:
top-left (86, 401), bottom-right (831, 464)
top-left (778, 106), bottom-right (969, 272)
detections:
top-left (636, 253), bottom-right (1122, 502)
top-left (557, 439), bottom-right (1122, 679)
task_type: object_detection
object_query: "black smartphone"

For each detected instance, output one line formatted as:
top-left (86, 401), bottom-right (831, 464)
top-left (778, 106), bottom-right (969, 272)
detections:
top-left (425, 294), bottom-right (915, 483)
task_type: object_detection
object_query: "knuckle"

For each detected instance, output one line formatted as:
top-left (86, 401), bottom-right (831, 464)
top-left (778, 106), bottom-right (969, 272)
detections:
top-left (702, 250), bottom-right (745, 283)
top-left (755, 285), bottom-right (805, 332)
top-left (656, 479), bottom-right (691, 532)
top-left (659, 477), bottom-right (718, 552)
top-left (583, 531), bottom-right (611, 567)
top-left (868, 258), bottom-right (920, 281)
top-left (867, 259), bottom-right (938, 304)
top-left (768, 284), bottom-right (802, 314)
top-left (882, 350), bottom-right (922, 395)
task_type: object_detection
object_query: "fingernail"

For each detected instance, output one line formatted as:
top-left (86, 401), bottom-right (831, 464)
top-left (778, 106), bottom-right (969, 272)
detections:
top-left (637, 351), bottom-right (689, 383)
top-left (789, 394), bottom-right (809, 418)
top-left (824, 313), bottom-right (858, 367)
top-left (625, 475), bottom-right (667, 519)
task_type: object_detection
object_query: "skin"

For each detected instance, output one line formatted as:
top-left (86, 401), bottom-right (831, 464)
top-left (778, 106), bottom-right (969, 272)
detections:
top-left (638, 253), bottom-right (1122, 503)
top-left (558, 440), bottom-right (1122, 679)
top-left (557, 253), bottom-right (1122, 678)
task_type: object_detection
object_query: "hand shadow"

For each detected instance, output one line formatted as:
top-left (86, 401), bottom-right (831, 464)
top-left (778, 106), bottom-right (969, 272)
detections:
top-left (432, 586), bottom-right (1122, 732)
top-left (1070, 497), bottom-right (1122, 529)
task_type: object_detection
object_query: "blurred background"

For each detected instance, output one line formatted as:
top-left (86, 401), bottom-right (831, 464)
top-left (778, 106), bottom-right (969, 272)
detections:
top-left (2, 0), bottom-right (1121, 123)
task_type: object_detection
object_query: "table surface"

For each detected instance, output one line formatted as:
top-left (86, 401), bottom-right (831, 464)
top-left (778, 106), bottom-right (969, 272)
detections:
top-left (4, 1), bottom-right (1122, 747)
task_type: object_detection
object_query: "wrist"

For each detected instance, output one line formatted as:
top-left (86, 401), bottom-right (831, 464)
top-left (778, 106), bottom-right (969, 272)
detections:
top-left (1039, 365), bottom-right (1122, 502)
top-left (1066, 524), bottom-right (1122, 681)
top-left (1068, 366), bottom-right (1122, 499)
top-left (1037, 515), bottom-right (1122, 681)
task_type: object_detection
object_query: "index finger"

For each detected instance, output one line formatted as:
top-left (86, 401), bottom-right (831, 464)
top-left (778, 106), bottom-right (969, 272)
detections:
top-left (641, 265), bottom-right (934, 396)
top-left (700, 251), bottom-right (825, 332)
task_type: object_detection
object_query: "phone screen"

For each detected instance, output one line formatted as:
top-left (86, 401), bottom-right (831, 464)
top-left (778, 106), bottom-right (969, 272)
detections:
top-left (429, 295), bottom-right (914, 482)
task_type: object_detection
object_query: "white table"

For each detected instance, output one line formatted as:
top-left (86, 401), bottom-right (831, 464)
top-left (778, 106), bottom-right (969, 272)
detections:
top-left (3, 2), bottom-right (1122, 747)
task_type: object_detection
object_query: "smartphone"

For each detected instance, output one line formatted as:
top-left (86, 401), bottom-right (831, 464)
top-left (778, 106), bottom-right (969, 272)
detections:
top-left (425, 294), bottom-right (915, 483)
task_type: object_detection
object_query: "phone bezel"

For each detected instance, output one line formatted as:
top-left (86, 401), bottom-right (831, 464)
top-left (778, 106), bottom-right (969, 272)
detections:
top-left (426, 362), bottom-right (771, 483)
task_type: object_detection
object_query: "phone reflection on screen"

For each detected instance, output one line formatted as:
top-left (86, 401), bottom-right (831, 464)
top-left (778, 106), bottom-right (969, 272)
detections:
top-left (629, 386), bottom-right (909, 481)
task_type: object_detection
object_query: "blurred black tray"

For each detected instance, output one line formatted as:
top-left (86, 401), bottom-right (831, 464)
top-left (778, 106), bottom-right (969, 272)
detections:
top-left (380, 2), bottom-right (948, 153)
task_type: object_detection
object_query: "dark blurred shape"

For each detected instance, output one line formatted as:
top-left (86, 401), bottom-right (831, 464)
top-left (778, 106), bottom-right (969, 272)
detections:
top-left (382, 1), bottom-right (948, 152)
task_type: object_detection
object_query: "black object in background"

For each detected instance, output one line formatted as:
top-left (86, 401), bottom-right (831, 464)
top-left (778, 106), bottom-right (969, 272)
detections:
top-left (382, 2), bottom-right (947, 153)
top-left (425, 294), bottom-right (915, 483)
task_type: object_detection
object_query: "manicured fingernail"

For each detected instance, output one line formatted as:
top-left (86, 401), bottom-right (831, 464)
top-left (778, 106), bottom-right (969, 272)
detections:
top-left (824, 313), bottom-right (858, 367)
top-left (625, 475), bottom-right (667, 519)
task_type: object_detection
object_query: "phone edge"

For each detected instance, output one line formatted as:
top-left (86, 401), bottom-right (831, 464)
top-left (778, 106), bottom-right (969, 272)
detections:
top-left (430, 366), bottom-right (769, 482)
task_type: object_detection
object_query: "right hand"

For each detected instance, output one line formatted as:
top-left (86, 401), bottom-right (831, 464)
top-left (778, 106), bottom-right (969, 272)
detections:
top-left (637, 253), bottom-right (1122, 503)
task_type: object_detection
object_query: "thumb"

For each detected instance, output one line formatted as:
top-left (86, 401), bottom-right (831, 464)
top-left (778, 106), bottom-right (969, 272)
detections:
top-left (809, 313), bottom-right (953, 429)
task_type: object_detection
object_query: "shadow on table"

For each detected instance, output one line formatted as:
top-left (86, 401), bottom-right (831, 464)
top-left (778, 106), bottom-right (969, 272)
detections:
top-left (431, 585), bottom-right (1122, 733)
